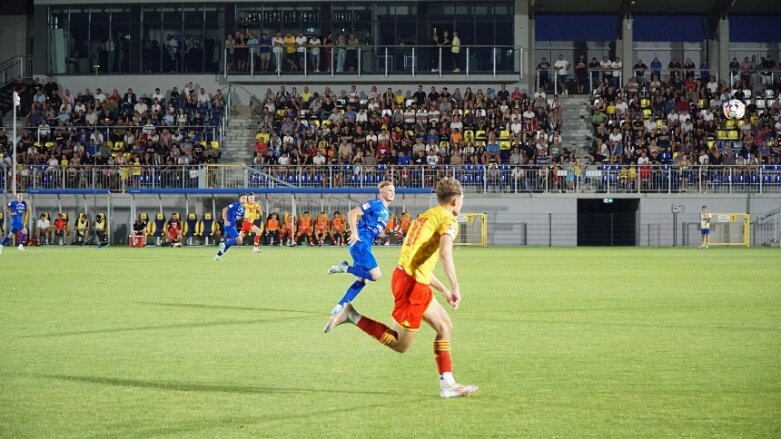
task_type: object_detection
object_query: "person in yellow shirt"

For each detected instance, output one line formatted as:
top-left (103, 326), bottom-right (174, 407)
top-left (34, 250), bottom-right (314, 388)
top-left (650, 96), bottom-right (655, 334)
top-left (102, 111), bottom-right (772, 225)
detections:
top-left (283, 32), bottom-right (297, 71)
top-left (326, 177), bottom-right (478, 398)
top-left (240, 193), bottom-right (264, 253)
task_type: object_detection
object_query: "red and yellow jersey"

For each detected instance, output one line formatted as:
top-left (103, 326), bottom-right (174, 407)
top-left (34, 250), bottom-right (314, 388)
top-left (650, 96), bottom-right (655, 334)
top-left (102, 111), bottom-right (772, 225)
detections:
top-left (243, 202), bottom-right (262, 222)
top-left (298, 213), bottom-right (312, 229)
top-left (399, 213), bottom-right (412, 235)
top-left (398, 206), bottom-right (457, 285)
top-left (266, 218), bottom-right (279, 231)
top-left (281, 214), bottom-right (294, 230)
top-left (315, 213), bottom-right (330, 230)
top-left (332, 215), bottom-right (345, 232)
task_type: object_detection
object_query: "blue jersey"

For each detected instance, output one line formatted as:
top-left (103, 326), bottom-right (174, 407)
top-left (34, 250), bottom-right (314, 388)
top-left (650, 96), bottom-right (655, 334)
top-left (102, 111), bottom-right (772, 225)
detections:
top-left (7, 200), bottom-right (28, 225)
top-left (356, 199), bottom-right (389, 243)
top-left (225, 201), bottom-right (246, 224)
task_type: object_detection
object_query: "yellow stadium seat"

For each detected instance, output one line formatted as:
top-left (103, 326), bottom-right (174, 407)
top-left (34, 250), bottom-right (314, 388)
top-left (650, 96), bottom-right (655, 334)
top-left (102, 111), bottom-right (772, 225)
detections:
top-left (210, 140), bottom-right (220, 150)
top-left (640, 98), bottom-right (650, 108)
top-left (475, 130), bottom-right (486, 140)
top-left (34, 141), bottom-right (41, 147)
top-left (275, 109), bottom-right (285, 118)
top-left (716, 130), bottom-right (727, 139)
top-left (463, 130), bottom-right (474, 141)
top-left (724, 119), bottom-right (735, 128)
top-left (499, 140), bottom-right (511, 150)
top-left (736, 119), bottom-right (745, 128)
top-left (706, 139), bottom-right (715, 149)
top-left (499, 130), bottom-right (510, 140)
top-left (113, 141), bottom-right (124, 151)
top-left (44, 141), bottom-right (54, 149)
top-left (655, 119), bottom-right (663, 129)
top-left (642, 108), bottom-right (652, 119)
top-left (727, 130), bottom-right (739, 140)
top-left (106, 140), bottom-right (114, 149)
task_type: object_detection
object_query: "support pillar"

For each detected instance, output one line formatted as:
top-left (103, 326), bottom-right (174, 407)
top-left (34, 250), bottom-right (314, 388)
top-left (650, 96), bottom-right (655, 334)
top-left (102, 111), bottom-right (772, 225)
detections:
top-left (621, 18), bottom-right (633, 86)
top-left (515, 0), bottom-right (533, 93)
top-left (718, 18), bottom-right (730, 87)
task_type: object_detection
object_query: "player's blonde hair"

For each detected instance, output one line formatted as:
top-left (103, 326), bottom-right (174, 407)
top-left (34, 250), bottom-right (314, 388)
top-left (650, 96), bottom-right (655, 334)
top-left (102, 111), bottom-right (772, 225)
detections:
top-left (435, 177), bottom-right (463, 204)
top-left (378, 180), bottom-right (394, 189)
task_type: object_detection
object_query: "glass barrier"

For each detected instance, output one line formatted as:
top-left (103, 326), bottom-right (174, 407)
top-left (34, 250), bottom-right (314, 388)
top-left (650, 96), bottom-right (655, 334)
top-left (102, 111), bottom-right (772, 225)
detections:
top-left (224, 45), bottom-right (526, 79)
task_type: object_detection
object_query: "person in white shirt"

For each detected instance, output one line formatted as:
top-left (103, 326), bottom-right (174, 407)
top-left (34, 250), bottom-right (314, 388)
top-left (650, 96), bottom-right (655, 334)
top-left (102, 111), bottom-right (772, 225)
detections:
top-left (295, 32), bottom-right (308, 71)
top-left (553, 54), bottom-right (571, 95)
top-left (37, 213), bottom-right (52, 245)
top-left (271, 32), bottom-right (284, 73)
top-left (197, 88), bottom-right (210, 107)
top-left (611, 57), bottom-right (623, 86)
top-left (152, 88), bottom-right (165, 103)
top-left (309, 35), bottom-right (321, 72)
top-left (94, 88), bottom-right (107, 103)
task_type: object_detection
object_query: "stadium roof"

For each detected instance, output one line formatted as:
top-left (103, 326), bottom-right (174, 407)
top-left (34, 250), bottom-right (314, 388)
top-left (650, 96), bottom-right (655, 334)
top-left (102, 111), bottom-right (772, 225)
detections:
top-left (531, 0), bottom-right (781, 15)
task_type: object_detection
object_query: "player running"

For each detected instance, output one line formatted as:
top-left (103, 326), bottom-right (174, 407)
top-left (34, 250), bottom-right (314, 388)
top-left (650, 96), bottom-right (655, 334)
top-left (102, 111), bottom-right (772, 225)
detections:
top-left (240, 193), bottom-right (264, 253)
top-left (324, 181), bottom-right (395, 328)
top-left (1, 192), bottom-right (29, 254)
top-left (325, 178), bottom-right (477, 398)
top-left (214, 193), bottom-right (247, 261)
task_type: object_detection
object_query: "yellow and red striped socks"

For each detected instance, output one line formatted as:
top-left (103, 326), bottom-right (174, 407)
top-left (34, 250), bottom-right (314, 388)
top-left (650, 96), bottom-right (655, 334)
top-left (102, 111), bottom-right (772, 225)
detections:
top-left (356, 317), bottom-right (398, 346)
top-left (434, 340), bottom-right (452, 375)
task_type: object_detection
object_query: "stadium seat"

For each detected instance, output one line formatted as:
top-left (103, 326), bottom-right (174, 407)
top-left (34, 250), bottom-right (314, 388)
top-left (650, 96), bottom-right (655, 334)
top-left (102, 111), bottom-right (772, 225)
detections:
top-left (210, 140), bottom-right (220, 150)
top-left (183, 212), bottom-right (198, 245)
top-left (199, 212), bottom-right (217, 246)
top-left (151, 212), bottom-right (166, 246)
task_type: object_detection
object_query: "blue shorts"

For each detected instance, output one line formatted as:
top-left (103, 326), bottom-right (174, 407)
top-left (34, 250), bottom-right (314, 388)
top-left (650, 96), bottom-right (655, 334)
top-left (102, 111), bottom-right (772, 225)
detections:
top-left (225, 224), bottom-right (239, 239)
top-left (10, 222), bottom-right (25, 234)
top-left (349, 240), bottom-right (378, 271)
top-left (701, 229), bottom-right (710, 236)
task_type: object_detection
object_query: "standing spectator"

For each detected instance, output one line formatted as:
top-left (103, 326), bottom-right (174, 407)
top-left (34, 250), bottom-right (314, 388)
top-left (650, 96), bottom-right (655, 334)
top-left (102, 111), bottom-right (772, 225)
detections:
top-left (451, 31), bottom-right (461, 72)
top-left (296, 32), bottom-right (308, 71)
top-left (588, 56), bottom-right (600, 91)
top-left (309, 34), bottom-right (321, 72)
top-left (259, 33), bottom-right (272, 72)
top-left (575, 55), bottom-right (588, 94)
top-left (553, 54), bottom-right (570, 95)
top-left (346, 33), bottom-right (359, 72)
top-left (441, 30), bottom-right (452, 74)
top-left (246, 31), bottom-right (259, 73)
top-left (537, 57), bottom-right (551, 90)
top-left (272, 31), bottom-right (284, 73)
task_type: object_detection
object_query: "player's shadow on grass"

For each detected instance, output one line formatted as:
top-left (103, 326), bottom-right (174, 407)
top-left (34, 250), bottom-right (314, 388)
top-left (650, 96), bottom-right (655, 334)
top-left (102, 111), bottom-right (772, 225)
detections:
top-left (22, 316), bottom-right (311, 338)
top-left (138, 301), bottom-right (324, 316)
top-left (34, 373), bottom-right (403, 397)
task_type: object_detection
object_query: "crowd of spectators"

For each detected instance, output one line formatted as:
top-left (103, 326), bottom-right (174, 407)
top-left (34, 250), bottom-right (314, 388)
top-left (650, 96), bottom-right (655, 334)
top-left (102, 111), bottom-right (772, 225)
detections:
top-left (587, 55), bottom-right (781, 175)
top-left (250, 83), bottom-right (566, 175)
top-left (0, 76), bottom-right (226, 184)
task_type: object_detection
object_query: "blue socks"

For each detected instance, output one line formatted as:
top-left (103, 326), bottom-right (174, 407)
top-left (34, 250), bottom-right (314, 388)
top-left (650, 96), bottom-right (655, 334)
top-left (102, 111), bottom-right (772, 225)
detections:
top-left (1, 236), bottom-right (9, 246)
top-left (217, 238), bottom-right (238, 256)
top-left (338, 280), bottom-right (367, 305)
top-left (18, 233), bottom-right (26, 245)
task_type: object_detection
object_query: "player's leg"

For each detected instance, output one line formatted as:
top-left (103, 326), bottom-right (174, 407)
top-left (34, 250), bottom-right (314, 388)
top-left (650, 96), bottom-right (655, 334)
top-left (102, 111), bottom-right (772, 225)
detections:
top-left (215, 225), bottom-right (239, 259)
top-left (251, 225), bottom-right (262, 252)
top-left (422, 299), bottom-right (478, 398)
top-left (17, 226), bottom-right (28, 251)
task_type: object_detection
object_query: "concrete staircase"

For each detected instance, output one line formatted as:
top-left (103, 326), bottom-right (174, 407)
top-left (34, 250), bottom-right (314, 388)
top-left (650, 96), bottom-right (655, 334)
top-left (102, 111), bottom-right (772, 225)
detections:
top-left (221, 105), bottom-right (257, 164)
top-left (559, 95), bottom-right (593, 158)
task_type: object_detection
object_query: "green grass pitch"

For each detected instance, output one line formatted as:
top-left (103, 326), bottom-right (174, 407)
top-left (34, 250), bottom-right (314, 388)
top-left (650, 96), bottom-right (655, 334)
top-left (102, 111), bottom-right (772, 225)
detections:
top-left (1, 245), bottom-right (779, 438)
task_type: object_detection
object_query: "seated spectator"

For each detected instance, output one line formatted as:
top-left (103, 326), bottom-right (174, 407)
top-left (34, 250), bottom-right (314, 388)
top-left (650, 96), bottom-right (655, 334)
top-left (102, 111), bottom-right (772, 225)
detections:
top-left (165, 213), bottom-right (183, 247)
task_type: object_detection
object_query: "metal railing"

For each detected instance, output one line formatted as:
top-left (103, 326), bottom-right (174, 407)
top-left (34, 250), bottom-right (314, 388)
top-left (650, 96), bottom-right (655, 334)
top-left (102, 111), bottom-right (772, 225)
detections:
top-left (4, 164), bottom-right (780, 194)
top-left (224, 44), bottom-right (525, 79)
top-left (29, 124), bottom-right (222, 146)
top-left (0, 56), bottom-right (33, 88)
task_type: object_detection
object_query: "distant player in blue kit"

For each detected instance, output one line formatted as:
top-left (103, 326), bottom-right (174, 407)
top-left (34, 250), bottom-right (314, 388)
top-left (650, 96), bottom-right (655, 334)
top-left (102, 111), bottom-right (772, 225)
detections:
top-left (1, 192), bottom-right (29, 254)
top-left (324, 181), bottom-right (396, 332)
top-left (214, 193), bottom-right (247, 261)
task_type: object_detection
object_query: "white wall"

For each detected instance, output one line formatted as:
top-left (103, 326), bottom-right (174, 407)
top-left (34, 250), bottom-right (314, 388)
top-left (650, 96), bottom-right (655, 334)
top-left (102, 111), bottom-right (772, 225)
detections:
top-left (7, 192), bottom-right (779, 247)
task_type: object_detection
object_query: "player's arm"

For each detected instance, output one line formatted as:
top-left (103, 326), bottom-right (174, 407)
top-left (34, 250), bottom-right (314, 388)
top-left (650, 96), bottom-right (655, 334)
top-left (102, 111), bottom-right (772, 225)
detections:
top-left (346, 206), bottom-right (363, 244)
top-left (438, 232), bottom-right (461, 310)
top-left (222, 205), bottom-right (230, 226)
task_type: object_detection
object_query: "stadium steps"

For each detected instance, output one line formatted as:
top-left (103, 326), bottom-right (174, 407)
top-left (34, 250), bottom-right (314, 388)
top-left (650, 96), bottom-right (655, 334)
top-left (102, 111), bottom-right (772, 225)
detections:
top-left (558, 95), bottom-right (593, 158)
top-left (221, 110), bottom-right (257, 164)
